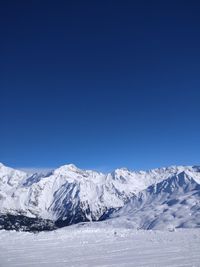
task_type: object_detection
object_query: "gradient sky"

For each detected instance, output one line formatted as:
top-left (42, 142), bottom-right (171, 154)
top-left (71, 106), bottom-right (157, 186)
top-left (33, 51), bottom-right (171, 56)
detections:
top-left (0, 1), bottom-right (200, 171)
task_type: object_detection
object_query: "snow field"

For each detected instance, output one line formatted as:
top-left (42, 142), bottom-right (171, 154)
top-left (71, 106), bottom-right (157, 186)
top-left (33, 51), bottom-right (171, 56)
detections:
top-left (0, 224), bottom-right (200, 267)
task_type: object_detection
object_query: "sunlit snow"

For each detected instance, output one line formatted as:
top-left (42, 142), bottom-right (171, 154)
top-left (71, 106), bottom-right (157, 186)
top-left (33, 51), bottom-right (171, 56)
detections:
top-left (0, 223), bottom-right (200, 267)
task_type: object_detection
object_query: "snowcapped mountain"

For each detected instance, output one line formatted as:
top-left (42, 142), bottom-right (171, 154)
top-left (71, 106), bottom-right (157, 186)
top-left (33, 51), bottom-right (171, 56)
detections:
top-left (109, 170), bottom-right (200, 230)
top-left (0, 162), bottom-right (200, 231)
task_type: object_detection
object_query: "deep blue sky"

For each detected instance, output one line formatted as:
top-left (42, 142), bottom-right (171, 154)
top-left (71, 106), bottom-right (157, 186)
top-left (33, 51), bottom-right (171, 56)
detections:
top-left (0, 1), bottom-right (200, 171)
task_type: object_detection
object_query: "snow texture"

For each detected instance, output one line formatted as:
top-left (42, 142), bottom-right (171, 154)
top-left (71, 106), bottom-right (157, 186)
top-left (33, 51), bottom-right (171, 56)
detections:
top-left (0, 223), bottom-right (200, 267)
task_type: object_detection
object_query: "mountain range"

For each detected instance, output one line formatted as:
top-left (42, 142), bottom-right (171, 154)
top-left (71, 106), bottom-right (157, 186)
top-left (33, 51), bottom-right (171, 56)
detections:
top-left (0, 163), bottom-right (200, 231)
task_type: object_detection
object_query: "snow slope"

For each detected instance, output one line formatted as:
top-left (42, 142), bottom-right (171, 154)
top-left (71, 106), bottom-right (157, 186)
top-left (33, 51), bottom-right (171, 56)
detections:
top-left (0, 163), bottom-right (200, 230)
top-left (0, 223), bottom-right (200, 267)
top-left (110, 170), bottom-right (200, 229)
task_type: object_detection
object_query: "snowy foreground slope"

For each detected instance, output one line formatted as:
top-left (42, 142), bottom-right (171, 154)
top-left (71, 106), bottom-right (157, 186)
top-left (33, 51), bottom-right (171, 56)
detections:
top-left (0, 163), bottom-right (200, 230)
top-left (0, 223), bottom-right (200, 267)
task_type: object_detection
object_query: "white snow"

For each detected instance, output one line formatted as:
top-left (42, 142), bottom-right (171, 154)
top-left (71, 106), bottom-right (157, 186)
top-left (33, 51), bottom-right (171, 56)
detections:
top-left (0, 163), bottom-right (200, 229)
top-left (110, 171), bottom-right (200, 230)
top-left (0, 223), bottom-right (200, 267)
top-left (1, 163), bottom-right (200, 266)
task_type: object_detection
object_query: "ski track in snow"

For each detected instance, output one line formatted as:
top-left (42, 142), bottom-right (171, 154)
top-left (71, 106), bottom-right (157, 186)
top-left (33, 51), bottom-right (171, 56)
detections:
top-left (0, 224), bottom-right (200, 267)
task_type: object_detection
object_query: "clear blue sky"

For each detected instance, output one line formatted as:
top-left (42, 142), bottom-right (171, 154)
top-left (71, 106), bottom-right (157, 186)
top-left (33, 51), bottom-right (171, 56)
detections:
top-left (0, 1), bottom-right (200, 171)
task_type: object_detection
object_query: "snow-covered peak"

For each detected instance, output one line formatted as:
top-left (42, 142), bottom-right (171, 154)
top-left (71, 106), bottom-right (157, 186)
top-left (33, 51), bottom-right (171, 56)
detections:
top-left (110, 169), bottom-right (200, 230)
top-left (53, 163), bottom-right (81, 175)
top-left (0, 163), bottom-right (200, 231)
top-left (112, 167), bottom-right (130, 175)
top-left (0, 163), bottom-right (27, 177)
top-left (0, 163), bottom-right (28, 192)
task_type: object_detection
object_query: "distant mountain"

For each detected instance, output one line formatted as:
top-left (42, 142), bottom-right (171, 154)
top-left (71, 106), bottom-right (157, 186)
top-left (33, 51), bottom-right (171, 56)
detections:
top-left (109, 170), bottom-right (200, 230)
top-left (0, 162), bottom-right (200, 231)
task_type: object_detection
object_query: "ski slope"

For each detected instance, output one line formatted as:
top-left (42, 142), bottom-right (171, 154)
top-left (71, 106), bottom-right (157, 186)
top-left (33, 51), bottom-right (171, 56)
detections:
top-left (0, 223), bottom-right (200, 267)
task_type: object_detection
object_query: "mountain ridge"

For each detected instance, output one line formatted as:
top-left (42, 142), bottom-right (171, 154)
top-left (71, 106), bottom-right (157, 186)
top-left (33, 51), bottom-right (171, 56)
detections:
top-left (0, 163), bottom-right (200, 231)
